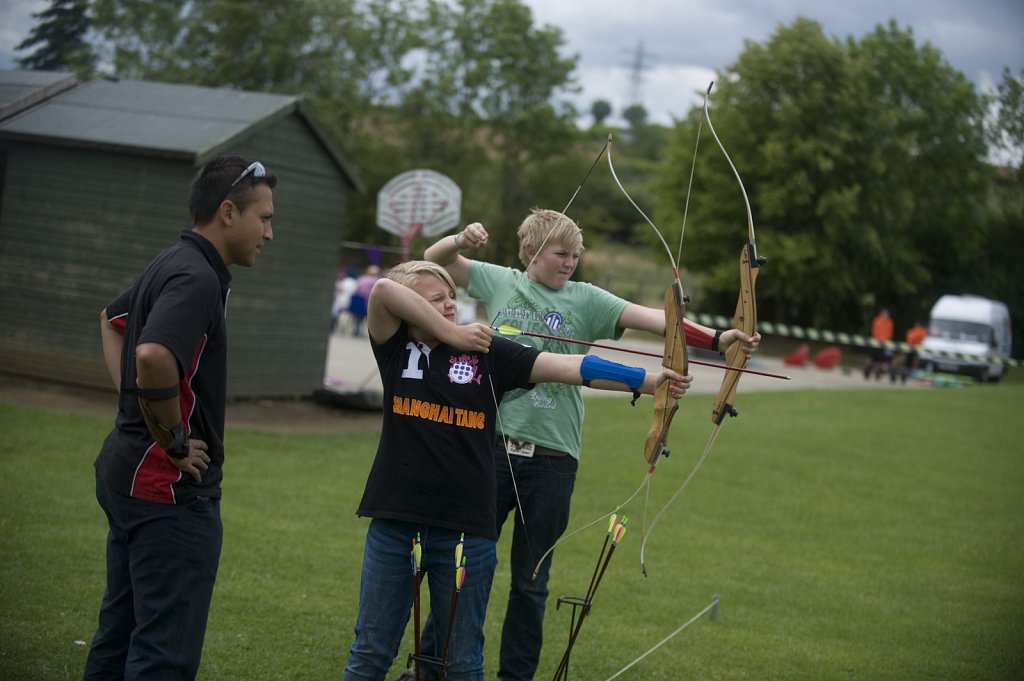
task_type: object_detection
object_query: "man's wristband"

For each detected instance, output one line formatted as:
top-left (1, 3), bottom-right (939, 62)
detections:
top-left (165, 422), bottom-right (189, 460)
top-left (711, 329), bottom-right (722, 353)
top-left (453, 232), bottom-right (464, 250)
top-left (135, 391), bottom-right (189, 459)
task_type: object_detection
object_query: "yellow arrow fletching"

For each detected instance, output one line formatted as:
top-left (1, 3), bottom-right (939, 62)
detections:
top-left (613, 523), bottom-right (627, 545)
top-left (456, 558), bottom-right (467, 590)
top-left (495, 325), bottom-right (522, 337)
top-left (412, 534), bottom-right (422, 570)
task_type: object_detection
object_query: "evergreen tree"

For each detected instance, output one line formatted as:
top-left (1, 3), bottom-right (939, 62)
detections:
top-left (15, 0), bottom-right (95, 76)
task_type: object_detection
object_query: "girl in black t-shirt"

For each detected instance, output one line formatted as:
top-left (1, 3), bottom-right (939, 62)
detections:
top-left (341, 261), bottom-right (689, 681)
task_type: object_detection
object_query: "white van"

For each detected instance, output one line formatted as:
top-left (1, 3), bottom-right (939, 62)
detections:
top-left (919, 295), bottom-right (1012, 382)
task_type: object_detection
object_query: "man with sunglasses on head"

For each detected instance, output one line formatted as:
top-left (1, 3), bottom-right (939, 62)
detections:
top-left (83, 155), bottom-right (276, 681)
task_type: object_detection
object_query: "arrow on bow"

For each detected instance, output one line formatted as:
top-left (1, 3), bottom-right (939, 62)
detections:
top-left (493, 325), bottom-right (790, 380)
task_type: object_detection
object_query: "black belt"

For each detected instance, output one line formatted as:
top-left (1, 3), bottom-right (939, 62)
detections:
top-left (504, 437), bottom-right (568, 458)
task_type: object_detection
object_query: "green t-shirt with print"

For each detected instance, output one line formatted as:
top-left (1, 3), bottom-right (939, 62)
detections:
top-left (468, 261), bottom-right (628, 458)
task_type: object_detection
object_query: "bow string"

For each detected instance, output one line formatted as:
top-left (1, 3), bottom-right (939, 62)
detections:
top-left (605, 80), bottom-right (768, 680)
top-left (639, 81), bottom-right (767, 573)
top-left (487, 138), bottom-right (612, 576)
top-left (704, 81), bottom-right (766, 425)
top-left (528, 134), bottom-right (680, 579)
top-left (605, 133), bottom-right (705, 575)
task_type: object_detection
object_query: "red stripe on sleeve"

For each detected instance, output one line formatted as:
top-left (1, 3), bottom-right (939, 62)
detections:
top-left (682, 318), bottom-right (715, 350)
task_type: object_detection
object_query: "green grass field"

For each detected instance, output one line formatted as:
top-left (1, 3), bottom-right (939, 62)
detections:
top-left (2, 384), bottom-right (1023, 680)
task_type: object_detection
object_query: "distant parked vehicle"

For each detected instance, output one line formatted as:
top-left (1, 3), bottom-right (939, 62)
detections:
top-left (919, 295), bottom-right (1012, 382)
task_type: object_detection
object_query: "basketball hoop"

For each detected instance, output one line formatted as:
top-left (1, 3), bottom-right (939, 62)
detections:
top-left (377, 169), bottom-right (462, 260)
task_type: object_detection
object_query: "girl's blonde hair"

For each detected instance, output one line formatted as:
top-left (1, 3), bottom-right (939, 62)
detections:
top-left (386, 260), bottom-right (457, 295)
top-left (516, 208), bottom-right (584, 267)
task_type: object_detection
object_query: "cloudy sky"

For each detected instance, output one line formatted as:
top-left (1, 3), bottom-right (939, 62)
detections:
top-left (520, 0), bottom-right (1023, 125)
top-left (1, 0), bottom-right (1021, 125)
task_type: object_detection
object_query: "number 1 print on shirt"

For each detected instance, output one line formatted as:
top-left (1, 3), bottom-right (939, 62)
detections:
top-left (402, 342), bottom-right (430, 379)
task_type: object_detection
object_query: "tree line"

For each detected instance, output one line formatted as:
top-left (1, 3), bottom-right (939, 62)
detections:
top-left (16, 0), bottom-right (1024, 353)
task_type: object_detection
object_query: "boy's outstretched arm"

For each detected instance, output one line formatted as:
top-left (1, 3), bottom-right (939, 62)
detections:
top-left (529, 352), bottom-right (690, 398)
top-left (616, 303), bottom-right (761, 356)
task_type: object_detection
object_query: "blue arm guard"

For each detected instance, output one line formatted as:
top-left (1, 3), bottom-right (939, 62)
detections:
top-left (580, 354), bottom-right (646, 390)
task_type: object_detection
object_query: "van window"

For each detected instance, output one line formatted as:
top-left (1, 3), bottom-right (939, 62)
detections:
top-left (929, 319), bottom-right (992, 344)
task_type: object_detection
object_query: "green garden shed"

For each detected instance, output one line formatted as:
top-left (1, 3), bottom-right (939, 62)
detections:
top-left (0, 72), bottom-right (361, 398)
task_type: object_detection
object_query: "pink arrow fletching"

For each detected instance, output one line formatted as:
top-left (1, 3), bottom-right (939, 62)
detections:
top-left (455, 559), bottom-right (467, 591)
top-left (613, 523), bottom-right (627, 545)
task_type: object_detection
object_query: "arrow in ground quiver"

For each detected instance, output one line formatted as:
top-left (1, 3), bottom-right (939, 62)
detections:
top-left (438, 534), bottom-right (467, 681)
top-left (410, 533), bottom-right (424, 681)
top-left (550, 514), bottom-right (629, 681)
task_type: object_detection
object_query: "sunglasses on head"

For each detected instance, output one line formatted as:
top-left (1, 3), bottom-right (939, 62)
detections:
top-left (229, 161), bottom-right (267, 189)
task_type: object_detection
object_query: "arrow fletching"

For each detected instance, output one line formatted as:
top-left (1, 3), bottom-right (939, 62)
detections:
top-left (455, 533), bottom-right (464, 567)
top-left (411, 534), bottom-right (422, 573)
top-left (613, 519), bottom-right (628, 545)
top-left (455, 557), bottom-right (467, 591)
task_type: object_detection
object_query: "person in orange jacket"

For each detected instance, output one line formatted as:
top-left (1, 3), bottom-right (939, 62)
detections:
top-left (900, 321), bottom-right (928, 379)
top-left (864, 308), bottom-right (894, 379)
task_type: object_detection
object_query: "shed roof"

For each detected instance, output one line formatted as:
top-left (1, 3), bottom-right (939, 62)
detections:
top-left (0, 76), bottom-right (360, 189)
top-left (0, 69), bottom-right (78, 121)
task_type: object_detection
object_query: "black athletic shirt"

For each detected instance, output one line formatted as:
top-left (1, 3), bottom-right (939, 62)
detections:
top-left (357, 323), bottom-right (539, 539)
top-left (94, 230), bottom-right (231, 504)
